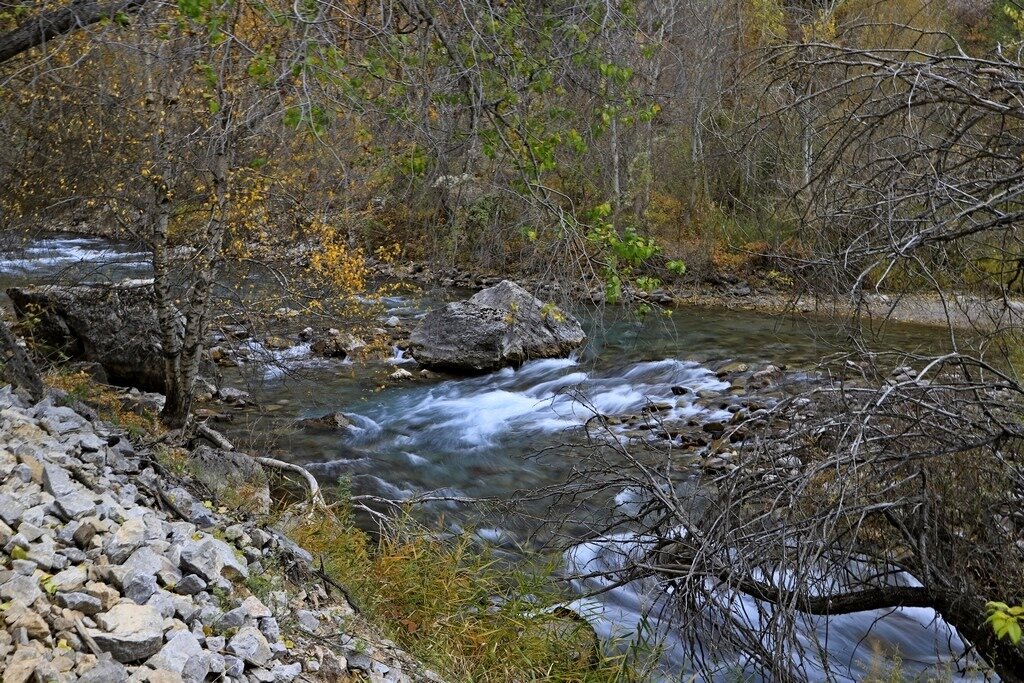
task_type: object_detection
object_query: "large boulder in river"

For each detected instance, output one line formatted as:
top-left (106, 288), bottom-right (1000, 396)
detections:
top-left (409, 280), bottom-right (585, 372)
top-left (6, 281), bottom-right (172, 392)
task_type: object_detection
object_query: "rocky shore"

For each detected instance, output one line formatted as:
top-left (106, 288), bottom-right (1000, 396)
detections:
top-left (0, 384), bottom-right (442, 683)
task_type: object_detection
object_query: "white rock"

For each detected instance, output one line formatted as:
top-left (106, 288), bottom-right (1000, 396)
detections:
top-left (180, 537), bottom-right (248, 583)
top-left (89, 603), bottom-right (166, 663)
top-left (147, 630), bottom-right (203, 674)
top-left (227, 626), bottom-right (273, 666)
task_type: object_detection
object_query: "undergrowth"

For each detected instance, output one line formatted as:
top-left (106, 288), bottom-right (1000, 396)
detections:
top-left (288, 503), bottom-right (644, 683)
top-left (44, 369), bottom-right (164, 438)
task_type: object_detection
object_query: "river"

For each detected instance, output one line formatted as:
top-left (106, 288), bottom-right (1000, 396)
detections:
top-left (0, 232), bottom-right (990, 682)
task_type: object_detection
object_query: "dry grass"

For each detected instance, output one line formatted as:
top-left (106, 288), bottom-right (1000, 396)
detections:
top-left (43, 369), bottom-right (164, 438)
top-left (289, 504), bottom-right (641, 683)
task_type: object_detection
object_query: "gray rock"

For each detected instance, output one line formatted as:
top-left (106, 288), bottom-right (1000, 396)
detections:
top-left (207, 652), bottom-right (226, 674)
top-left (216, 386), bottom-right (250, 404)
top-left (76, 432), bottom-right (107, 452)
top-left (0, 492), bottom-right (25, 526)
top-left (6, 283), bottom-right (177, 392)
top-left (122, 546), bottom-right (179, 586)
top-left (258, 616), bottom-right (280, 642)
top-left (11, 463), bottom-right (33, 483)
top-left (12, 559), bottom-right (35, 575)
top-left (296, 412), bottom-right (356, 432)
top-left (270, 662), bottom-right (303, 682)
top-left (16, 522), bottom-right (45, 542)
top-left (183, 652), bottom-right (212, 682)
top-left (224, 654), bottom-right (246, 678)
top-left (105, 518), bottom-right (145, 563)
top-left (0, 574), bottom-right (43, 604)
top-left (163, 486), bottom-right (216, 528)
top-left (169, 594), bottom-right (199, 623)
top-left (410, 280), bottom-right (585, 372)
top-left (124, 571), bottom-right (158, 604)
top-left (55, 591), bottom-right (103, 615)
top-left (57, 491), bottom-right (97, 520)
top-left (50, 565), bottom-right (87, 592)
top-left (77, 654), bottom-right (129, 683)
top-left (217, 606), bottom-right (247, 630)
top-left (180, 536), bottom-right (249, 583)
top-left (295, 610), bottom-right (320, 633)
top-left (249, 667), bottom-right (276, 682)
top-left (227, 626), bottom-right (273, 666)
top-left (147, 630), bottom-right (203, 674)
top-left (241, 595), bottom-right (271, 619)
top-left (42, 463), bottom-right (76, 498)
top-left (90, 603), bottom-right (166, 662)
top-left (173, 574), bottom-right (207, 596)
top-left (186, 446), bottom-right (270, 516)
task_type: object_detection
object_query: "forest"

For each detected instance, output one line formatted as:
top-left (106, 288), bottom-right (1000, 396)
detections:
top-left (1, 0), bottom-right (1024, 681)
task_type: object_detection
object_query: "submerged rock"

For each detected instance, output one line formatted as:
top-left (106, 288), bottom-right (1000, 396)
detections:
top-left (6, 282), bottom-right (174, 392)
top-left (409, 280), bottom-right (586, 372)
top-left (311, 329), bottom-right (365, 358)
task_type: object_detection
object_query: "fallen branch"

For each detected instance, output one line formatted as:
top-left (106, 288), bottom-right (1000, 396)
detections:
top-left (195, 422), bottom-right (235, 451)
top-left (255, 455), bottom-right (326, 509)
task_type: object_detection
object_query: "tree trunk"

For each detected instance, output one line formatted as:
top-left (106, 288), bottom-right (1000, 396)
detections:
top-left (0, 0), bottom-right (149, 64)
top-left (141, 34), bottom-right (189, 428)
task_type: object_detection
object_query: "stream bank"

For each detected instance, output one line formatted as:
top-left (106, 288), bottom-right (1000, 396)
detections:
top-left (0, 231), bottom-right (984, 682)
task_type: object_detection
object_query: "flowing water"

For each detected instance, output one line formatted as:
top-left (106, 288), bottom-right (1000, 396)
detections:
top-left (0, 233), bottom-right (988, 682)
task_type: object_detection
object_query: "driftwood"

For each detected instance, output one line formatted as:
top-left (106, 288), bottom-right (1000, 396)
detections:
top-left (192, 421), bottom-right (325, 508)
top-left (255, 455), bottom-right (326, 509)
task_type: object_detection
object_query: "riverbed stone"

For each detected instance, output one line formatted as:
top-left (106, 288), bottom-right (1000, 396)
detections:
top-left (410, 280), bottom-right (586, 372)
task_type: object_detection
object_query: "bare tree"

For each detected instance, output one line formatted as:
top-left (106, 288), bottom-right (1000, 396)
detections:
top-left (548, 24), bottom-right (1024, 681)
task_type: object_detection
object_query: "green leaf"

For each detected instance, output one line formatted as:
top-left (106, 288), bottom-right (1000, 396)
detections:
top-left (1009, 620), bottom-right (1022, 645)
top-left (283, 107), bottom-right (302, 128)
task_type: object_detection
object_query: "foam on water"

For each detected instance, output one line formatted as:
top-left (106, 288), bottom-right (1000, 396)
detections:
top-left (0, 236), bottom-right (150, 278)
top-left (239, 340), bottom-right (322, 379)
top-left (342, 356), bottom-right (731, 451)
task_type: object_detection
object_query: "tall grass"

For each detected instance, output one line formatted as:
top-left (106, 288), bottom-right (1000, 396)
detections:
top-left (288, 503), bottom-right (643, 683)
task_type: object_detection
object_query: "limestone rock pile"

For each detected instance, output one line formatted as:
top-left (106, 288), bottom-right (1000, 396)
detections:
top-left (0, 385), bottom-right (440, 683)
